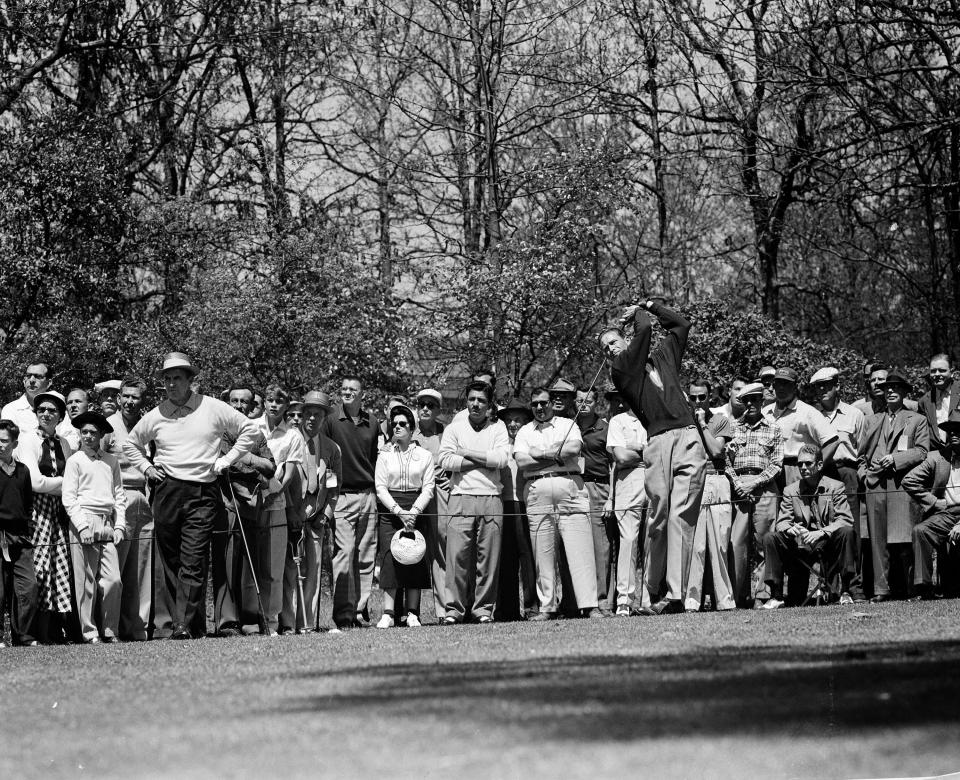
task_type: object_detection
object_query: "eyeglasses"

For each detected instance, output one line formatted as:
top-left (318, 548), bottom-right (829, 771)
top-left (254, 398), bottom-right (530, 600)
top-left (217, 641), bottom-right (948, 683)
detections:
top-left (760, 379), bottom-right (774, 386)
top-left (742, 397), bottom-right (763, 405)
top-left (531, 400), bottom-right (550, 407)
top-left (689, 394), bottom-right (708, 401)
top-left (36, 406), bottom-right (59, 415)
top-left (417, 400), bottom-right (438, 409)
top-left (393, 420), bottom-right (410, 428)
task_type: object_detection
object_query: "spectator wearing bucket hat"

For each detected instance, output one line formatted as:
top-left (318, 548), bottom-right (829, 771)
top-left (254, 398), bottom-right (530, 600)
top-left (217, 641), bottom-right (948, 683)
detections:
top-left (122, 352), bottom-right (259, 639)
top-left (858, 371), bottom-right (929, 601)
top-left (62, 411), bottom-right (126, 643)
top-left (762, 367), bottom-right (838, 490)
top-left (374, 403), bottom-right (435, 628)
top-left (903, 409), bottom-right (960, 599)
top-left (412, 388), bottom-right (452, 623)
top-left (14, 389), bottom-right (75, 642)
top-left (495, 398), bottom-right (538, 620)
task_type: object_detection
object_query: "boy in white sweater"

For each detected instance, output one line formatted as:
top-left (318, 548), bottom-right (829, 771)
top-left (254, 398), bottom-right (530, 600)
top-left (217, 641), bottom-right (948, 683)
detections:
top-left (62, 411), bottom-right (127, 643)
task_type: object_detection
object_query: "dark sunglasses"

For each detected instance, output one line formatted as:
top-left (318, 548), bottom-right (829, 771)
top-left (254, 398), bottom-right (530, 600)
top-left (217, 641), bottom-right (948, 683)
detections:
top-left (689, 394), bottom-right (708, 401)
top-left (531, 400), bottom-right (550, 407)
top-left (393, 420), bottom-right (411, 428)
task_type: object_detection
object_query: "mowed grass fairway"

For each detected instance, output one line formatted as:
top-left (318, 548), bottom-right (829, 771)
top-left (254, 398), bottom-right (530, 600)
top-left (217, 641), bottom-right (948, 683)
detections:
top-left (2, 602), bottom-right (960, 780)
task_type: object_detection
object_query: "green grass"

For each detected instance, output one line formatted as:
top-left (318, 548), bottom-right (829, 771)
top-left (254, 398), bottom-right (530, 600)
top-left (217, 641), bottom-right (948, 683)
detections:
top-left (2, 601), bottom-right (960, 779)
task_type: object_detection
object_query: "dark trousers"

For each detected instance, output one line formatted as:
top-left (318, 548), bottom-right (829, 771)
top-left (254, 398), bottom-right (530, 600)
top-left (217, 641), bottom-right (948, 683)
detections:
top-left (763, 525), bottom-right (858, 605)
top-left (913, 509), bottom-right (960, 592)
top-left (152, 478), bottom-right (220, 636)
top-left (0, 543), bottom-right (39, 644)
top-left (495, 501), bottom-right (537, 621)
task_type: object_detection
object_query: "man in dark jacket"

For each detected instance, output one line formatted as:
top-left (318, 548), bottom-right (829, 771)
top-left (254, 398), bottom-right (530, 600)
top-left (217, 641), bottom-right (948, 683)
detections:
top-left (902, 410), bottom-right (960, 599)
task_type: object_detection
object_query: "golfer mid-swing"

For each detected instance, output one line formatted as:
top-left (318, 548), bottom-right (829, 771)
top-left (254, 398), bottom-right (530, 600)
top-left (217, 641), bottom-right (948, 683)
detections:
top-left (598, 300), bottom-right (707, 615)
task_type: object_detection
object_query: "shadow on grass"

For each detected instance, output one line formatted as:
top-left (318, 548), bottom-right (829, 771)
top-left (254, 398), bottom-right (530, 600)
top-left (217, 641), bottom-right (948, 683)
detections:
top-left (276, 639), bottom-right (960, 740)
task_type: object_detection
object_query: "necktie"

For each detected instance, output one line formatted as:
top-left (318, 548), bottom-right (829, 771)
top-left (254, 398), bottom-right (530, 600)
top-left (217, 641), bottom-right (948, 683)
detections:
top-left (306, 437), bottom-right (319, 494)
top-left (39, 436), bottom-right (55, 477)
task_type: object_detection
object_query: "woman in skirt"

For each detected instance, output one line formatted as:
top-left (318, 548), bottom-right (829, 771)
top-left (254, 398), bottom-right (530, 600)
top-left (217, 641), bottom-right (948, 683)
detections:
top-left (14, 391), bottom-right (75, 643)
top-left (374, 404), bottom-right (435, 628)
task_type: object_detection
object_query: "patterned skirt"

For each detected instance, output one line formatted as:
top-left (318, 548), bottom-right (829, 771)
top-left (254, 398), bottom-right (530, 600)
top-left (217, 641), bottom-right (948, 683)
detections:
top-left (31, 493), bottom-right (74, 613)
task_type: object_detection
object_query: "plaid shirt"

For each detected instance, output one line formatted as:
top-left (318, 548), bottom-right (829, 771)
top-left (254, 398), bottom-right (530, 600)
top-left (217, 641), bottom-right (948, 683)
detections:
top-left (724, 417), bottom-right (783, 488)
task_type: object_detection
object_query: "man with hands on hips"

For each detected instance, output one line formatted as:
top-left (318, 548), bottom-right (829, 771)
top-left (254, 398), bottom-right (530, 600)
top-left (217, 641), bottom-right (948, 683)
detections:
top-left (122, 352), bottom-right (259, 640)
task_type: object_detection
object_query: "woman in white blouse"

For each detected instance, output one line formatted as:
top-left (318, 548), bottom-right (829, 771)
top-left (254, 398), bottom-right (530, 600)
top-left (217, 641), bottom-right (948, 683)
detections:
top-left (374, 405), bottom-right (435, 628)
top-left (14, 391), bottom-right (75, 643)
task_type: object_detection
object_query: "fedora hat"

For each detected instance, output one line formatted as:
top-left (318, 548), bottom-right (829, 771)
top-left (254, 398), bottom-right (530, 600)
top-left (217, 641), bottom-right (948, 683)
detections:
top-left (301, 391), bottom-right (331, 411)
top-left (939, 410), bottom-right (960, 432)
top-left (497, 398), bottom-right (533, 423)
top-left (158, 352), bottom-right (197, 378)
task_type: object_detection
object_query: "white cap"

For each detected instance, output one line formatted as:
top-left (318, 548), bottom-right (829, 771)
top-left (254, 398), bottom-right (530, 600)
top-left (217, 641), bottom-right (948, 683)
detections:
top-left (416, 388), bottom-right (442, 404)
top-left (809, 367), bottom-right (839, 385)
top-left (94, 379), bottom-right (122, 393)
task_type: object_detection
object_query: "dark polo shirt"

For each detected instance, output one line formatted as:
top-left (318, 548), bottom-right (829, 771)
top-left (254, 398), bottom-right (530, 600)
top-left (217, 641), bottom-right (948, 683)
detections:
top-left (578, 415), bottom-right (611, 480)
top-left (322, 404), bottom-right (378, 491)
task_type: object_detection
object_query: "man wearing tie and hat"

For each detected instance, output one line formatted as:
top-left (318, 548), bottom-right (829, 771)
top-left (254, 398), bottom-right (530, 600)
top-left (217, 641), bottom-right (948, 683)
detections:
top-left (123, 352), bottom-right (259, 639)
top-left (902, 409), bottom-right (960, 599)
top-left (858, 371), bottom-right (929, 601)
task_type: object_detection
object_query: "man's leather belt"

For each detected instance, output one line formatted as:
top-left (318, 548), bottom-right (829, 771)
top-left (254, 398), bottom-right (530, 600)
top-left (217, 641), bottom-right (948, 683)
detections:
top-left (528, 470), bottom-right (580, 482)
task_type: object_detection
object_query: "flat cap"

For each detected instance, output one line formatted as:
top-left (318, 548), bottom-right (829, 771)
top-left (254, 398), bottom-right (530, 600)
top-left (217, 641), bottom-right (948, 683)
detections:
top-left (548, 378), bottom-right (577, 394)
top-left (810, 367), bottom-right (839, 384)
top-left (881, 372), bottom-right (911, 389)
top-left (738, 382), bottom-right (765, 398)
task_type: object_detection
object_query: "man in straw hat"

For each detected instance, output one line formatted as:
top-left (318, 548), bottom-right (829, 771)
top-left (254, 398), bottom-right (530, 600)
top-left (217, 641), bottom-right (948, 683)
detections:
top-left (903, 409), bottom-right (960, 599)
top-left (123, 352), bottom-right (259, 639)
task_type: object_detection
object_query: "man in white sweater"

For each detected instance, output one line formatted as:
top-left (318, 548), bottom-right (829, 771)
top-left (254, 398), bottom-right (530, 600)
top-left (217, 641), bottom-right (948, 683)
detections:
top-left (437, 381), bottom-right (510, 624)
top-left (62, 411), bottom-right (126, 643)
top-left (123, 353), bottom-right (259, 640)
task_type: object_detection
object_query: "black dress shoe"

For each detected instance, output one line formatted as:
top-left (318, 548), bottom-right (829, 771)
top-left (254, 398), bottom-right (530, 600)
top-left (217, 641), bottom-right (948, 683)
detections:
top-left (170, 623), bottom-right (192, 640)
top-left (637, 599), bottom-right (684, 616)
top-left (216, 625), bottom-right (242, 638)
top-left (870, 594), bottom-right (891, 603)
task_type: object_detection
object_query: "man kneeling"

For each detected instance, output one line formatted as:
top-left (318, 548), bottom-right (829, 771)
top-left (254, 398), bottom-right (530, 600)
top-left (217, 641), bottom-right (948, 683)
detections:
top-left (763, 444), bottom-right (861, 608)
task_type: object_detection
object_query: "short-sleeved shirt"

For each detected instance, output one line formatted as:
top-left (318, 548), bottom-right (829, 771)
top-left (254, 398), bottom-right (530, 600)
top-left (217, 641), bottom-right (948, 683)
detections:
top-left (255, 417), bottom-right (305, 510)
top-left (820, 401), bottom-right (865, 464)
top-left (606, 411), bottom-right (649, 482)
top-left (704, 412), bottom-right (735, 473)
top-left (513, 416), bottom-right (582, 477)
top-left (762, 399), bottom-right (837, 460)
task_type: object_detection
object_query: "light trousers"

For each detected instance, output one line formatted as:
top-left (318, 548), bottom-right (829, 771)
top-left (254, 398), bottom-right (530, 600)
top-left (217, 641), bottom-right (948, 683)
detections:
top-left (613, 467), bottom-right (647, 609)
top-left (684, 473), bottom-right (735, 611)
top-left (69, 512), bottom-right (121, 641)
top-left (731, 487), bottom-right (778, 606)
top-left (444, 494), bottom-right (503, 620)
top-left (641, 426), bottom-right (706, 603)
top-left (281, 519), bottom-right (326, 630)
top-left (331, 490), bottom-right (377, 625)
top-left (114, 488), bottom-right (152, 640)
top-left (525, 475), bottom-right (598, 613)
top-left (427, 489), bottom-right (451, 620)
